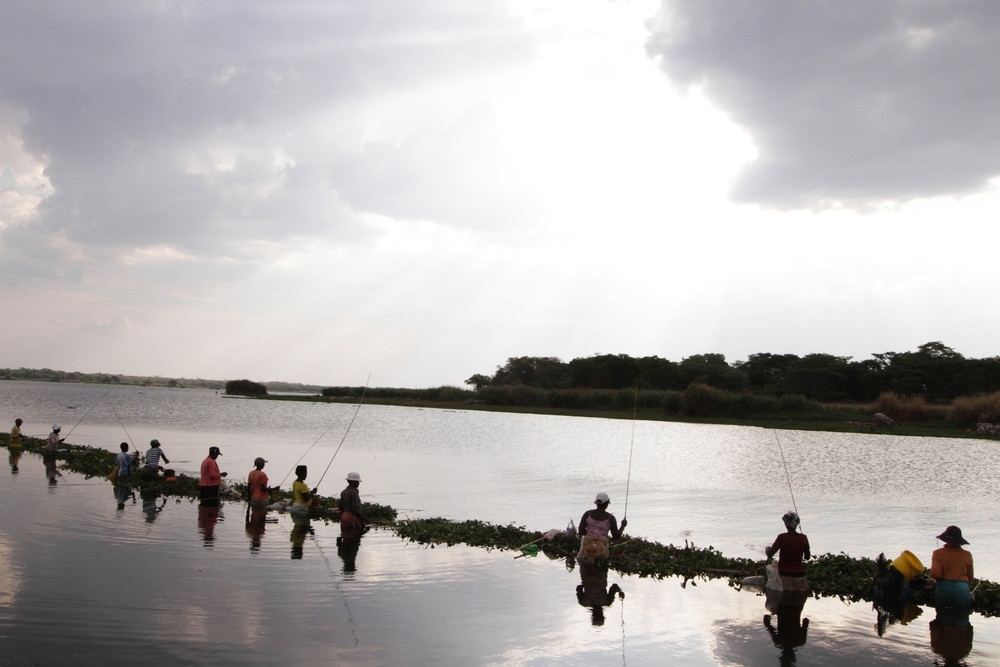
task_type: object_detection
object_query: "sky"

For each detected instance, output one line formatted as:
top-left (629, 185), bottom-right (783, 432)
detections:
top-left (2, 1), bottom-right (999, 388)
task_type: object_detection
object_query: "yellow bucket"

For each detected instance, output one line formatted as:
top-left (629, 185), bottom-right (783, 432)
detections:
top-left (890, 550), bottom-right (924, 581)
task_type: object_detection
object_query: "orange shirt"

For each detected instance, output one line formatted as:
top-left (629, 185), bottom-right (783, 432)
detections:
top-left (248, 469), bottom-right (270, 501)
top-left (930, 545), bottom-right (973, 583)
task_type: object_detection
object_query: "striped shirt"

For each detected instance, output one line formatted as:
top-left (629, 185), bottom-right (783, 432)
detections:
top-left (771, 532), bottom-right (810, 575)
top-left (144, 447), bottom-right (164, 469)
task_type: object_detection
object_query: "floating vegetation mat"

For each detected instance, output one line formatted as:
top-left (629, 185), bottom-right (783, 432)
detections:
top-left (1, 435), bottom-right (397, 522)
top-left (392, 517), bottom-right (1000, 617)
top-left (6, 434), bottom-right (1000, 616)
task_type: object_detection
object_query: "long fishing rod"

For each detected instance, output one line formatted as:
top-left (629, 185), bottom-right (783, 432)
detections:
top-left (623, 387), bottom-right (638, 521)
top-left (278, 413), bottom-right (350, 487)
top-left (773, 430), bottom-right (801, 528)
top-left (62, 389), bottom-right (111, 439)
top-left (315, 374), bottom-right (371, 488)
top-left (106, 393), bottom-right (135, 448)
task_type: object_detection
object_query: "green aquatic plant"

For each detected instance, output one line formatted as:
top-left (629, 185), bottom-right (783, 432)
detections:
top-left (392, 517), bottom-right (1000, 617)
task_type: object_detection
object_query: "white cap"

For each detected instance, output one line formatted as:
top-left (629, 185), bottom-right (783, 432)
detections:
top-left (52, 424), bottom-right (61, 431)
top-left (595, 492), bottom-right (610, 505)
top-left (346, 472), bottom-right (362, 482)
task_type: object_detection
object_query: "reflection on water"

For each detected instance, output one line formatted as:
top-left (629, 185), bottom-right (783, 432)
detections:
top-left (142, 488), bottom-right (166, 523)
top-left (246, 506), bottom-right (268, 553)
top-left (4, 380), bottom-right (1000, 664)
top-left (931, 606), bottom-right (974, 665)
top-left (576, 562), bottom-right (624, 626)
top-left (8, 447), bottom-right (21, 474)
top-left (764, 590), bottom-right (809, 666)
top-left (290, 512), bottom-right (313, 560)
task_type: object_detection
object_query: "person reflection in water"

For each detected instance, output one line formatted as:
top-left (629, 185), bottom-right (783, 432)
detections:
top-left (576, 561), bottom-right (624, 626)
top-left (290, 513), bottom-right (313, 559)
top-left (763, 592), bottom-right (809, 667)
top-left (929, 606), bottom-right (973, 666)
top-left (198, 503), bottom-right (221, 546)
top-left (114, 483), bottom-right (134, 510)
top-left (44, 454), bottom-right (62, 486)
top-left (337, 532), bottom-right (363, 573)
top-left (9, 446), bottom-right (22, 474)
top-left (141, 488), bottom-right (166, 523)
top-left (246, 506), bottom-right (267, 553)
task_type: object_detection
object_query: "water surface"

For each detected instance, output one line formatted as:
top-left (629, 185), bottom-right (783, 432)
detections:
top-left (1, 380), bottom-right (998, 665)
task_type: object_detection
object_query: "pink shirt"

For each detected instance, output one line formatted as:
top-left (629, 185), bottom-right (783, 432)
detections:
top-left (200, 457), bottom-right (221, 486)
top-left (585, 515), bottom-right (612, 540)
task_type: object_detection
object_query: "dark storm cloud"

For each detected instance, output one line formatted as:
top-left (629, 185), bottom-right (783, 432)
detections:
top-left (647, 1), bottom-right (1000, 208)
top-left (0, 1), bottom-right (530, 255)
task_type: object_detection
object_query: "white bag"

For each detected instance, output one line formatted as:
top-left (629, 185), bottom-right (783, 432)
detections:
top-left (765, 561), bottom-right (783, 593)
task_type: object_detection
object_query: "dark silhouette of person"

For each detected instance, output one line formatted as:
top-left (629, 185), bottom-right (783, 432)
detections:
top-left (44, 454), bottom-right (62, 486)
top-left (141, 488), bottom-right (166, 523)
top-left (9, 447), bottom-right (21, 474)
top-left (246, 505), bottom-right (267, 552)
top-left (290, 513), bottom-right (313, 559)
top-left (114, 483), bottom-right (134, 510)
top-left (198, 503), bottom-right (221, 546)
top-left (763, 589), bottom-right (809, 667)
top-left (576, 561), bottom-right (624, 626)
top-left (929, 605), bottom-right (973, 666)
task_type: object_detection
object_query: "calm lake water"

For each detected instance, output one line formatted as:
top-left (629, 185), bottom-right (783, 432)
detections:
top-left (1, 380), bottom-right (999, 665)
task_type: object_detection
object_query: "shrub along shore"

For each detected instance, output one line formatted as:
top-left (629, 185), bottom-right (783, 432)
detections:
top-left (253, 386), bottom-right (1000, 440)
top-left (5, 433), bottom-right (1000, 616)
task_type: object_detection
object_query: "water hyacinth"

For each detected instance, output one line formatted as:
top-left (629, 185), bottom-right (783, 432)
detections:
top-left (5, 433), bottom-right (1000, 616)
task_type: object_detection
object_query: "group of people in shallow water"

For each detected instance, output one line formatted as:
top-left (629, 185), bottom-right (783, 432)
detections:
top-left (10, 419), bottom-right (368, 551)
top-left (573, 487), bottom-right (976, 663)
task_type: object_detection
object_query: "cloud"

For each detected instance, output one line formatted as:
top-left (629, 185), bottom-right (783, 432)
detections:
top-left (0, 1), bottom-right (535, 259)
top-left (647, 1), bottom-right (1000, 208)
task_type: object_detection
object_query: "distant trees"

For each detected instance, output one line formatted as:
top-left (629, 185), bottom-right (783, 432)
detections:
top-left (225, 379), bottom-right (267, 396)
top-left (466, 342), bottom-right (1000, 403)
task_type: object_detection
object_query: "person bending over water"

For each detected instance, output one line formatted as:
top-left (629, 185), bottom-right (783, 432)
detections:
top-left (577, 492), bottom-right (626, 565)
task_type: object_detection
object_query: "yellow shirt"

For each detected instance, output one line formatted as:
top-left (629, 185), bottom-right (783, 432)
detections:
top-left (9, 425), bottom-right (22, 447)
top-left (292, 480), bottom-right (311, 506)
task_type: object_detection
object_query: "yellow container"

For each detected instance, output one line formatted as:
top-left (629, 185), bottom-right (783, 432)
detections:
top-left (890, 550), bottom-right (924, 581)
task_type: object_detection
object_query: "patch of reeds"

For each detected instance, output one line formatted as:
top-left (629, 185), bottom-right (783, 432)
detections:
top-left (947, 391), bottom-right (1000, 426)
top-left (871, 392), bottom-right (934, 422)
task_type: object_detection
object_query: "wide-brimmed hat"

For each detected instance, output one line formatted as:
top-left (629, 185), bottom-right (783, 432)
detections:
top-left (595, 492), bottom-right (610, 505)
top-left (937, 525), bottom-right (969, 546)
top-left (346, 472), bottom-right (362, 482)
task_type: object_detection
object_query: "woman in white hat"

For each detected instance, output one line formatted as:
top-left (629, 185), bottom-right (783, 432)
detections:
top-left (339, 472), bottom-right (367, 538)
top-left (576, 492), bottom-right (627, 565)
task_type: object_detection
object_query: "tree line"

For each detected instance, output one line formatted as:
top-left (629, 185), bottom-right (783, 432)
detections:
top-left (465, 342), bottom-right (1000, 403)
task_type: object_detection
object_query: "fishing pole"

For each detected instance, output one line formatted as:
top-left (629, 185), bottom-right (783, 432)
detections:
top-left (106, 393), bottom-right (135, 449)
top-left (623, 387), bottom-right (638, 521)
top-left (276, 377), bottom-right (370, 487)
top-left (315, 374), bottom-right (371, 488)
top-left (62, 389), bottom-right (111, 439)
top-left (773, 430), bottom-right (801, 529)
